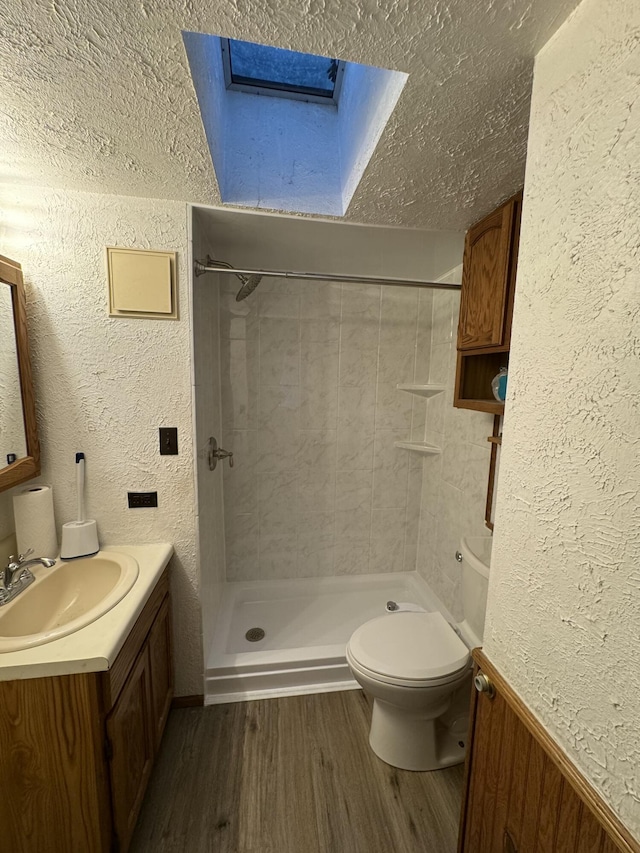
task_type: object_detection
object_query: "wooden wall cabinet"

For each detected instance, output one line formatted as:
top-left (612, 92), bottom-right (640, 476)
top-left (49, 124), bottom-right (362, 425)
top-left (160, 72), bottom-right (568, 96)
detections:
top-left (0, 570), bottom-right (173, 853)
top-left (454, 192), bottom-right (522, 414)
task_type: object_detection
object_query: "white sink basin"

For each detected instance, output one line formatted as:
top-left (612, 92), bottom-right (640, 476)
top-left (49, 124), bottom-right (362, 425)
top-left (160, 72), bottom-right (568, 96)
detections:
top-left (0, 551), bottom-right (139, 652)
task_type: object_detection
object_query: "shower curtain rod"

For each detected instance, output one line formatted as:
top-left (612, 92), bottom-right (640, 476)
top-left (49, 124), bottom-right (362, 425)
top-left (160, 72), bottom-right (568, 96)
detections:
top-left (194, 261), bottom-right (461, 291)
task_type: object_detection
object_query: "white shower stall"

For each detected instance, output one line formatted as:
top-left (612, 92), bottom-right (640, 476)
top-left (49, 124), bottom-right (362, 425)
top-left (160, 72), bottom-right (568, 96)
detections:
top-left (190, 205), bottom-right (493, 704)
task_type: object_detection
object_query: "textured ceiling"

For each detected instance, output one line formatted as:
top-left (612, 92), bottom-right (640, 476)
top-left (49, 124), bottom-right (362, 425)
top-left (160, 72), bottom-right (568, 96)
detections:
top-left (0, 0), bottom-right (580, 229)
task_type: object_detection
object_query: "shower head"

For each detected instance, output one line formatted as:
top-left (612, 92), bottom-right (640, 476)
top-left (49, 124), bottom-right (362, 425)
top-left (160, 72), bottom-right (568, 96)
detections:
top-left (235, 274), bottom-right (263, 302)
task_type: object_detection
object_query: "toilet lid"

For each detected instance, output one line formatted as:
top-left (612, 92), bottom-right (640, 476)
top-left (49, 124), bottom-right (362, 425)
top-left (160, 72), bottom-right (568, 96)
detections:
top-left (348, 612), bottom-right (469, 681)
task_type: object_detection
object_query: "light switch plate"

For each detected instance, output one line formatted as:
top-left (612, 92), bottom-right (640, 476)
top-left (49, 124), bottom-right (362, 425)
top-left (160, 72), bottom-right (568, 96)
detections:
top-left (159, 427), bottom-right (178, 455)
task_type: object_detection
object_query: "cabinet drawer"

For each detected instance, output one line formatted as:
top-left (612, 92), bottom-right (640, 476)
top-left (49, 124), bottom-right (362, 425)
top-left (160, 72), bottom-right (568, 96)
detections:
top-left (102, 569), bottom-right (169, 710)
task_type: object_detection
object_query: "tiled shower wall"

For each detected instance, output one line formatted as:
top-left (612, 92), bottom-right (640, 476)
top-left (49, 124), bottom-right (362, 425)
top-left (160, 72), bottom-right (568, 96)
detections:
top-left (220, 276), bottom-right (434, 581)
top-left (417, 270), bottom-right (494, 618)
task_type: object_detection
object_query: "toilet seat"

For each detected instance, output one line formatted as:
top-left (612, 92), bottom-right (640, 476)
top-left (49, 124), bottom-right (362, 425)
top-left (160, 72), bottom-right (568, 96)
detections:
top-left (346, 648), bottom-right (470, 689)
top-left (347, 611), bottom-right (470, 686)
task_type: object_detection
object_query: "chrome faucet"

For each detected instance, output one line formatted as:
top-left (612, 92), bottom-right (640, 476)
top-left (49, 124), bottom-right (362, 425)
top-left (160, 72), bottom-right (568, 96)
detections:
top-left (0, 549), bottom-right (56, 605)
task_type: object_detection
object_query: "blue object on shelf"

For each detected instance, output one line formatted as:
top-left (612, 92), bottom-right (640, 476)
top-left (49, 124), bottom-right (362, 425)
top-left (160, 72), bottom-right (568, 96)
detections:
top-left (492, 367), bottom-right (508, 402)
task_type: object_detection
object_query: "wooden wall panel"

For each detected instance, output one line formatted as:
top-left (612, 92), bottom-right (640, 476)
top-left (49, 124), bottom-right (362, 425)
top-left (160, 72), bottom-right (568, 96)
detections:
top-left (519, 745), bottom-right (547, 851)
top-left (536, 759), bottom-right (563, 851)
top-left (504, 714), bottom-right (532, 846)
top-left (488, 690), bottom-right (519, 851)
top-left (555, 782), bottom-right (583, 853)
top-left (459, 650), bottom-right (640, 853)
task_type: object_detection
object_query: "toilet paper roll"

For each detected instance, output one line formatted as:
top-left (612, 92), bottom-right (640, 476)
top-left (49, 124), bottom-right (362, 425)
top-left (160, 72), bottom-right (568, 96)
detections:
top-left (12, 484), bottom-right (58, 558)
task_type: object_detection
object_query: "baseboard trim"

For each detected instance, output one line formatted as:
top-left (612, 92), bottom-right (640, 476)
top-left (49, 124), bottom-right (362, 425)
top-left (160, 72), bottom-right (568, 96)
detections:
top-left (171, 694), bottom-right (205, 709)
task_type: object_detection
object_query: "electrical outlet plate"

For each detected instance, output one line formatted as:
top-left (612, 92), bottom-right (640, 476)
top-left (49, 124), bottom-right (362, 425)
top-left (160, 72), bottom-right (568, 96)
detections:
top-left (128, 491), bottom-right (158, 508)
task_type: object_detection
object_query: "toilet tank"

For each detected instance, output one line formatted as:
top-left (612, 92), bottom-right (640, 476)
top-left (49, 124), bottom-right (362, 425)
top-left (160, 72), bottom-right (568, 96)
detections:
top-left (459, 536), bottom-right (491, 643)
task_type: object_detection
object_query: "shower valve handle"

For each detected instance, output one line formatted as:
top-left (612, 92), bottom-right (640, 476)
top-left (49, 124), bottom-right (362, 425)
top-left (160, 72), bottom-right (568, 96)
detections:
top-left (218, 448), bottom-right (234, 467)
top-left (207, 437), bottom-right (234, 471)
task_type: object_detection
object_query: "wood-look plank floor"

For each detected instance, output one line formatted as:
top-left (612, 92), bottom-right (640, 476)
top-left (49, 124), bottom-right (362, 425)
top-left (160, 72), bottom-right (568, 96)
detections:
top-left (130, 690), bottom-right (464, 853)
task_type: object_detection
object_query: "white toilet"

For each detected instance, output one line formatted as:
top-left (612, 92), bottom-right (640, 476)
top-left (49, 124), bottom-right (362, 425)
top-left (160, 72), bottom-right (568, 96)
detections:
top-left (346, 536), bottom-right (491, 772)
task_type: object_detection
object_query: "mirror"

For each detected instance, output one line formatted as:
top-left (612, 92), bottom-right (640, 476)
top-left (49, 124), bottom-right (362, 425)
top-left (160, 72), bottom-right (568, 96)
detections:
top-left (0, 254), bottom-right (40, 492)
top-left (0, 286), bottom-right (27, 461)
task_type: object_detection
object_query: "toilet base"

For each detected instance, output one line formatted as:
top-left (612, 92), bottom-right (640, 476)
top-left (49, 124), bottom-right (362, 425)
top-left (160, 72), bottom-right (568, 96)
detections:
top-left (369, 697), bottom-right (467, 772)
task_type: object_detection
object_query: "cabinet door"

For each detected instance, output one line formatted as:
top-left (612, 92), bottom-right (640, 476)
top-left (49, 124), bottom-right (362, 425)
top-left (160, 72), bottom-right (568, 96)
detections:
top-left (457, 199), bottom-right (516, 351)
top-left (106, 647), bottom-right (154, 853)
top-left (148, 594), bottom-right (174, 751)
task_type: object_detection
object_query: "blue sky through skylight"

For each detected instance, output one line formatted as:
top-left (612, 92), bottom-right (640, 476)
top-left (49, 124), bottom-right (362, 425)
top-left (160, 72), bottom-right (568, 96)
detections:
top-left (228, 39), bottom-right (337, 96)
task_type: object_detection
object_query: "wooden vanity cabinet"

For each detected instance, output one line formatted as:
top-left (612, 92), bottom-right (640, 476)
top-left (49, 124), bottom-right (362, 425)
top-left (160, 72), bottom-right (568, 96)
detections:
top-left (106, 592), bottom-right (173, 850)
top-left (147, 594), bottom-right (174, 748)
top-left (107, 645), bottom-right (155, 851)
top-left (0, 569), bottom-right (173, 853)
top-left (454, 191), bottom-right (522, 414)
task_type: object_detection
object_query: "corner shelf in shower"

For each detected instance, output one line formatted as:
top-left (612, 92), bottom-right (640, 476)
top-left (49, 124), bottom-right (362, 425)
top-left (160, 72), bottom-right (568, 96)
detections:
top-left (394, 441), bottom-right (441, 456)
top-left (396, 384), bottom-right (445, 398)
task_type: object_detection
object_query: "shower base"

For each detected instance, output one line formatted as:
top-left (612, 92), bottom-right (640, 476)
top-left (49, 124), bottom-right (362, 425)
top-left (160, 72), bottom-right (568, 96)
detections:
top-left (205, 571), bottom-right (445, 705)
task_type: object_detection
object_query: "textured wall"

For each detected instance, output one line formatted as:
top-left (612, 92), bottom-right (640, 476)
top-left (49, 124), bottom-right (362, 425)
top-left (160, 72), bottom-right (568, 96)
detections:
top-left (484, 0), bottom-right (640, 837)
top-left (416, 268), bottom-right (493, 617)
top-left (0, 0), bottom-right (579, 229)
top-left (0, 186), bottom-right (202, 696)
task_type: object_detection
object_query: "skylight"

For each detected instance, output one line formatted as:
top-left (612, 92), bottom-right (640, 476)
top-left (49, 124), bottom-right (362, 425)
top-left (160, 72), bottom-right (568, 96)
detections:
top-left (183, 30), bottom-right (409, 216)
top-left (221, 39), bottom-right (344, 104)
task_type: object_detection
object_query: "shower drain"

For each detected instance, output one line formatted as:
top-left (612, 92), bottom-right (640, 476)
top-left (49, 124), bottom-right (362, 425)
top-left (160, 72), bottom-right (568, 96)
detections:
top-left (245, 627), bottom-right (265, 643)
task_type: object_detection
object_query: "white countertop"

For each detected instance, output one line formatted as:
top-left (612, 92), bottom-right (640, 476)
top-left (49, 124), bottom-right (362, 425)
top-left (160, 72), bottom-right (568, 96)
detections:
top-left (0, 543), bottom-right (173, 682)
